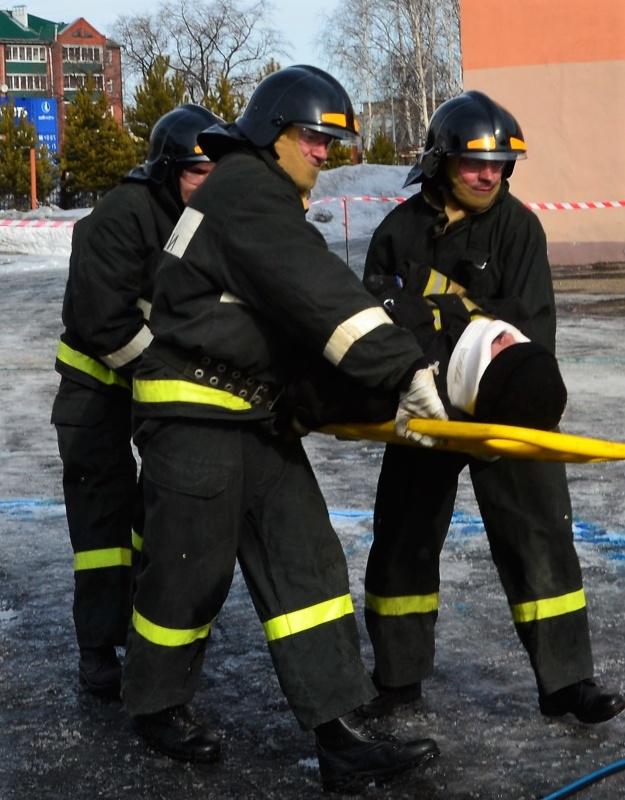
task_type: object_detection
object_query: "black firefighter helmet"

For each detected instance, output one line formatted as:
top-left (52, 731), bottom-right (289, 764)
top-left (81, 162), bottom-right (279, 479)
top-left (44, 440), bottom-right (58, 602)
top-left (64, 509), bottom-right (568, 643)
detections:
top-left (144, 103), bottom-right (224, 184)
top-left (404, 90), bottom-right (527, 187)
top-left (198, 65), bottom-right (359, 161)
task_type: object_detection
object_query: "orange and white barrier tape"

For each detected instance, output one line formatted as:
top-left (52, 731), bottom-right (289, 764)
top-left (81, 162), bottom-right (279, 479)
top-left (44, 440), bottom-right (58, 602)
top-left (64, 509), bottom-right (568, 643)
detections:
top-left (310, 196), bottom-right (625, 210)
top-left (0, 219), bottom-right (76, 227)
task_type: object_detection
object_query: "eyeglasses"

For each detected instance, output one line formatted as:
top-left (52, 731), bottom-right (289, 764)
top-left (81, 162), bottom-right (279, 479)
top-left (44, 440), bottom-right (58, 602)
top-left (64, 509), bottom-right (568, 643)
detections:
top-left (460, 157), bottom-right (506, 173)
top-left (297, 127), bottom-right (334, 149)
top-left (180, 165), bottom-right (212, 184)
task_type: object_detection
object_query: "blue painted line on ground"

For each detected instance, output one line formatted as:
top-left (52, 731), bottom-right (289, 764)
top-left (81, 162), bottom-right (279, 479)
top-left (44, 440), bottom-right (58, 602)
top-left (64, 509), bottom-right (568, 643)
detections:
top-left (328, 507), bottom-right (625, 561)
top-left (2, 500), bottom-right (624, 561)
top-left (559, 356), bottom-right (625, 365)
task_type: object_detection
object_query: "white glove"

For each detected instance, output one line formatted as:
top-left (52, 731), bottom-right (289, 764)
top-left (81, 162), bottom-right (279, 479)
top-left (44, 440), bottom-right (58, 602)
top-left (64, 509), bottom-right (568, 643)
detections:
top-left (395, 363), bottom-right (448, 447)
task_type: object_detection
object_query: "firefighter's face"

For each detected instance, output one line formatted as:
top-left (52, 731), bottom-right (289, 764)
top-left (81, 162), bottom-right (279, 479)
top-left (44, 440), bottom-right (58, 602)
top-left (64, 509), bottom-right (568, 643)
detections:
top-left (179, 162), bottom-right (215, 204)
top-left (458, 156), bottom-right (505, 193)
top-left (297, 127), bottom-right (333, 167)
top-left (491, 330), bottom-right (517, 358)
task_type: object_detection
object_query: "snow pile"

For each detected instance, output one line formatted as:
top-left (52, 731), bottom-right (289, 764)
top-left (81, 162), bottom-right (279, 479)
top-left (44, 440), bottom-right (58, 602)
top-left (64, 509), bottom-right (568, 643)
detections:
top-left (0, 165), bottom-right (418, 256)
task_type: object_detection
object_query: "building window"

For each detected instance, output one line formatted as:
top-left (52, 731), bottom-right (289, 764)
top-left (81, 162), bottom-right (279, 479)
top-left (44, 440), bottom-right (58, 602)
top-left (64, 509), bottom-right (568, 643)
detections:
top-left (63, 73), bottom-right (104, 91)
top-left (62, 46), bottom-right (103, 63)
top-left (6, 46), bottom-right (47, 62)
top-left (6, 74), bottom-right (48, 91)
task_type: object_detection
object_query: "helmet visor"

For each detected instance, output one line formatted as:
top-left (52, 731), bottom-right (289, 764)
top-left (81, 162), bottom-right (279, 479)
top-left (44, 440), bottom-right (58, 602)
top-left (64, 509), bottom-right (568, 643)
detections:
top-left (293, 113), bottom-right (359, 143)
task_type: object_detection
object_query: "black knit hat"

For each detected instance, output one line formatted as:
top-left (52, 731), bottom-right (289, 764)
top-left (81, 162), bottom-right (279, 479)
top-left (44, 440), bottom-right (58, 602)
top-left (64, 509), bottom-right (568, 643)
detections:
top-left (474, 342), bottom-right (567, 430)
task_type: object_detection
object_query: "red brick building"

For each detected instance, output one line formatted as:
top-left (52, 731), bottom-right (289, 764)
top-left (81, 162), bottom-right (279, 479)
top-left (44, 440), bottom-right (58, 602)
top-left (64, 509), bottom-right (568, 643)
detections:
top-left (0, 4), bottom-right (123, 149)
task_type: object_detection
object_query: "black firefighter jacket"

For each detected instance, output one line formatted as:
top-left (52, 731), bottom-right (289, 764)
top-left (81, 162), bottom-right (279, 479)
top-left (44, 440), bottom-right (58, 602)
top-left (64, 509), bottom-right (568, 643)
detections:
top-left (133, 146), bottom-right (425, 425)
top-left (364, 181), bottom-right (558, 352)
top-left (55, 175), bottom-right (183, 394)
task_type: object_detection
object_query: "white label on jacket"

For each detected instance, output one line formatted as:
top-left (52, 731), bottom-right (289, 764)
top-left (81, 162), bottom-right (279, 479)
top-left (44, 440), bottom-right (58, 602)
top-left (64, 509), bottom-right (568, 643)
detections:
top-left (323, 306), bottom-right (393, 365)
top-left (164, 207), bottom-right (204, 259)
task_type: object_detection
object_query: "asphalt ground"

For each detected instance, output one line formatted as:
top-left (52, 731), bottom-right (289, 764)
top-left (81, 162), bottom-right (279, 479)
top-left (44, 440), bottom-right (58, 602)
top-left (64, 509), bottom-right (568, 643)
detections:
top-left (1, 256), bottom-right (625, 800)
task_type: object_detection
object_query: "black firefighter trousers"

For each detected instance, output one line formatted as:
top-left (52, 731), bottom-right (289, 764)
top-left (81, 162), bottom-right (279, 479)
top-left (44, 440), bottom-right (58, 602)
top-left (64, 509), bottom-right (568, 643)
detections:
top-left (122, 418), bottom-right (376, 730)
top-left (364, 445), bottom-right (594, 697)
top-left (52, 378), bottom-right (138, 649)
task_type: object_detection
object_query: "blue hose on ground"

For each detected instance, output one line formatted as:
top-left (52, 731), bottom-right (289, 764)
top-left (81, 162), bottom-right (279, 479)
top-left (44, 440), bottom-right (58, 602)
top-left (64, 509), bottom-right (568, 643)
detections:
top-left (541, 758), bottom-right (625, 799)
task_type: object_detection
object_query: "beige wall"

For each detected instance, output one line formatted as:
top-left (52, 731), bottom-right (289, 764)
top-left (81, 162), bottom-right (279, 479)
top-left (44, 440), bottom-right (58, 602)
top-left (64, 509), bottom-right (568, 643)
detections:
top-left (460, 0), bottom-right (625, 265)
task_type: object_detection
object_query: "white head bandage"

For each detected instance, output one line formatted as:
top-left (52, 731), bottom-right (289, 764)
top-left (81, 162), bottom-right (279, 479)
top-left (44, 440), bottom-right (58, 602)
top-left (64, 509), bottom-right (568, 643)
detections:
top-left (447, 318), bottom-right (530, 415)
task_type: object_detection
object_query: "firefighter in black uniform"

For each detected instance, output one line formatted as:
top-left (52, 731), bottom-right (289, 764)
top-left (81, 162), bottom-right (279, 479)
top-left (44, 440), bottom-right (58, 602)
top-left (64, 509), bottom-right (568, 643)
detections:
top-left (359, 91), bottom-right (625, 723)
top-left (51, 104), bottom-right (222, 698)
top-left (122, 66), bottom-right (443, 794)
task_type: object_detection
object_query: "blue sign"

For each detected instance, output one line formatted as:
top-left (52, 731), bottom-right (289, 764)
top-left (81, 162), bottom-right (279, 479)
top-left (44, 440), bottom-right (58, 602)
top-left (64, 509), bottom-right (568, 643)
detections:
top-left (0, 96), bottom-right (59, 153)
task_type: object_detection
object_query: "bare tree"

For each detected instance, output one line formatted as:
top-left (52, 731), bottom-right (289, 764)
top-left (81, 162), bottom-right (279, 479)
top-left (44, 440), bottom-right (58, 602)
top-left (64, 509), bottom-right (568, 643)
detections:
top-left (112, 0), bottom-right (288, 106)
top-left (320, 0), bottom-right (462, 158)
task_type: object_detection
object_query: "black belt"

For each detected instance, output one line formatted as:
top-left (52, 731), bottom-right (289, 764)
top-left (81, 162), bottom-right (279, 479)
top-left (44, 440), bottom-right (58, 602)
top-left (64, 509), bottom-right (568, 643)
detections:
top-left (149, 342), bottom-right (282, 411)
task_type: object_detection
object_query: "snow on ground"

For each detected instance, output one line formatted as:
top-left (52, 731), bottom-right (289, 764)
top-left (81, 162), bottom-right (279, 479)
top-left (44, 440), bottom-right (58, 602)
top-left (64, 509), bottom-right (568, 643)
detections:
top-left (2, 165), bottom-right (625, 799)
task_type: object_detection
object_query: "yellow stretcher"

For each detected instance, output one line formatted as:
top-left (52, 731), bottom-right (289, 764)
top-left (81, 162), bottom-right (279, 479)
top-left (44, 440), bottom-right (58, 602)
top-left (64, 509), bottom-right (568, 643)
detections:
top-left (318, 418), bottom-right (625, 463)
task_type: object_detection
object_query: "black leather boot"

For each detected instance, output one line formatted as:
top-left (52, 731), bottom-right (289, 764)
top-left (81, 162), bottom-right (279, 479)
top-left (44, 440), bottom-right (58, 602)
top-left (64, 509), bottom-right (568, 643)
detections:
top-left (132, 705), bottom-right (221, 763)
top-left (539, 679), bottom-right (625, 723)
top-left (314, 715), bottom-right (438, 794)
top-left (78, 646), bottom-right (122, 698)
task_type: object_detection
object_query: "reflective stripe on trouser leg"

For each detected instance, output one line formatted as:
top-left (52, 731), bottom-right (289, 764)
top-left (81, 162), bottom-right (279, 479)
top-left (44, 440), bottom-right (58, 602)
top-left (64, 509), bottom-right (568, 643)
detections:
top-left (53, 380), bottom-right (137, 647)
top-left (122, 419), bottom-right (241, 716)
top-left (235, 427), bottom-right (375, 730)
top-left (472, 456), bottom-right (594, 695)
top-left (122, 420), bottom-right (375, 722)
top-left (364, 444), bottom-right (465, 687)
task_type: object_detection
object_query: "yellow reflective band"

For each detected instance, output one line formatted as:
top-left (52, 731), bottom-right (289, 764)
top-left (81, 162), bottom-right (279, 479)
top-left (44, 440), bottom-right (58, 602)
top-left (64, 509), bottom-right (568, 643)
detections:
top-left (131, 529), bottom-right (143, 553)
top-left (321, 113), bottom-right (359, 133)
top-left (133, 378), bottom-right (253, 410)
top-left (431, 307), bottom-right (442, 331)
top-left (263, 594), bottom-right (355, 642)
top-left (74, 547), bottom-right (132, 572)
top-left (424, 269), bottom-right (449, 296)
top-left (511, 588), bottom-right (586, 624)
top-left (57, 340), bottom-right (130, 389)
top-left (323, 307), bottom-right (393, 365)
top-left (132, 608), bottom-right (212, 647)
top-left (364, 591), bottom-right (439, 616)
top-left (510, 136), bottom-right (527, 152)
top-left (467, 135), bottom-right (497, 151)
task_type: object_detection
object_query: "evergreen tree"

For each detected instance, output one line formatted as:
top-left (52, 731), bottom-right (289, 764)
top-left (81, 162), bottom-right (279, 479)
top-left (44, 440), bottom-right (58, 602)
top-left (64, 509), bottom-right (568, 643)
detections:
top-left (204, 75), bottom-right (245, 123)
top-left (61, 76), bottom-right (139, 206)
top-left (0, 102), bottom-right (58, 209)
top-left (365, 130), bottom-right (397, 165)
top-left (125, 55), bottom-right (188, 161)
top-left (324, 141), bottom-right (355, 170)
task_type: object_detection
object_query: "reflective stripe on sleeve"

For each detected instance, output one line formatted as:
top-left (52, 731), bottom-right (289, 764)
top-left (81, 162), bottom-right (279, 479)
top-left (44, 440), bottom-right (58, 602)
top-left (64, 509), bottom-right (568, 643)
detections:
top-left (323, 307), bottom-right (393, 366)
top-left (163, 207), bottom-right (204, 259)
top-left (365, 591), bottom-right (439, 616)
top-left (133, 378), bottom-right (253, 410)
top-left (136, 297), bottom-right (152, 320)
top-left (56, 340), bottom-right (130, 389)
top-left (102, 324), bottom-right (153, 370)
top-left (220, 292), bottom-right (246, 305)
top-left (511, 588), bottom-right (586, 624)
top-left (424, 269), bottom-right (450, 296)
top-left (263, 594), bottom-right (355, 642)
top-left (74, 547), bottom-right (132, 572)
top-left (132, 608), bottom-right (212, 647)
top-left (131, 529), bottom-right (143, 553)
